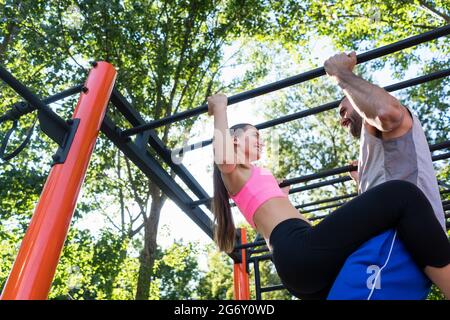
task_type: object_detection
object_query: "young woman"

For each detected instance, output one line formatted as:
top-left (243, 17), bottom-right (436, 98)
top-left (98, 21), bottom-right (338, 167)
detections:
top-left (208, 93), bottom-right (450, 300)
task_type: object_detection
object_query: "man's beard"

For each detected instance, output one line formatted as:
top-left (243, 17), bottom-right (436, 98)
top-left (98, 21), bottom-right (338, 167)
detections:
top-left (349, 112), bottom-right (363, 139)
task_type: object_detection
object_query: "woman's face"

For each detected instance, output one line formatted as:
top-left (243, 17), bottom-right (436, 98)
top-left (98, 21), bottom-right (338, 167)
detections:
top-left (235, 126), bottom-right (263, 162)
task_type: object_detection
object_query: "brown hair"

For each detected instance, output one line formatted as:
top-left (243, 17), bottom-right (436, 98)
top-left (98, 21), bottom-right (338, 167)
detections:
top-left (212, 123), bottom-right (254, 253)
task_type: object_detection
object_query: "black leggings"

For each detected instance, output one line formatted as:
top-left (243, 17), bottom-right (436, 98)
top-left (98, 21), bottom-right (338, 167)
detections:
top-left (269, 180), bottom-right (450, 300)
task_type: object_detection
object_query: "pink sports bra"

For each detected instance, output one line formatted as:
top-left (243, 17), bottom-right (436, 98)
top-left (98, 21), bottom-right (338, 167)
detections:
top-left (229, 165), bottom-right (289, 227)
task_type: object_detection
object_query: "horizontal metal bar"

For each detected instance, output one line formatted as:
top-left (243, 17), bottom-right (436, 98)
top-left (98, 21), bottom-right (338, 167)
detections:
top-left (0, 65), bottom-right (69, 133)
top-left (43, 84), bottom-right (84, 105)
top-left (173, 139), bottom-right (213, 156)
top-left (248, 247), bottom-right (269, 255)
top-left (191, 177), bottom-right (351, 212)
top-left (176, 68), bottom-right (450, 155)
top-left (233, 240), bottom-right (266, 250)
top-left (286, 140), bottom-right (449, 188)
top-left (432, 152), bottom-right (450, 162)
top-left (192, 175), bottom-right (354, 208)
top-left (192, 173), bottom-right (353, 210)
top-left (258, 68), bottom-right (450, 131)
top-left (260, 284), bottom-right (285, 293)
top-left (429, 140), bottom-right (450, 152)
top-left (308, 198), bottom-right (450, 223)
top-left (301, 202), bottom-right (346, 214)
top-left (1, 84), bottom-right (83, 131)
top-left (296, 192), bottom-right (358, 209)
top-left (121, 25), bottom-right (450, 136)
top-left (281, 165), bottom-right (356, 187)
top-left (295, 186), bottom-right (450, 215)
top-left (289, 176), bottom-right (352, 194)
top-left (248, 253), bottom-right (273, 263)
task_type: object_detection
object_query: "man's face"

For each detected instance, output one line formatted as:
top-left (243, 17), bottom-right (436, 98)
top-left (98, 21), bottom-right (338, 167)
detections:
top-left (339, 98), bottom-right (363, 139)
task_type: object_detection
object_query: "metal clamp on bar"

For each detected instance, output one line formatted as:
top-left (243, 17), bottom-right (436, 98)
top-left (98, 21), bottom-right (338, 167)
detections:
top-left (2, 101), bottom-right (36, 121)
top-left (49, 118), bottom-right (80, 166)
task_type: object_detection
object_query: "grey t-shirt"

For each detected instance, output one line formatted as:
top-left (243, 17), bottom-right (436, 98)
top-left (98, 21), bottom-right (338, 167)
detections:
top-left (358, 110), bottom-right (445, 230)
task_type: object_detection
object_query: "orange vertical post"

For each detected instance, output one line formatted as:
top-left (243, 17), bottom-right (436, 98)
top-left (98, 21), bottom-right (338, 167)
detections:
top-left (1, 62), bottom-right (117, 300)
top-left (233, 228), bottom-right (250, 300)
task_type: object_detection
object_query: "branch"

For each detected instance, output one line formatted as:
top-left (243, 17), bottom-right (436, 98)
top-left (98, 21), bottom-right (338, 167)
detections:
top-left (130, 210), bottom-right (142, 225)
top-left (105, 214), bottom-right (123, 233)
top-left (91, 192), bottom-right (122, 232)
top-left (57, 6), bottom-right (86, 71)
top-left (217, 42), bottom-right (245, 70)
top-left (174, 37), bottom-right (225, 118)
top-left (171, 42), bottom-right (216, 115)
top-left (129, 221), bottom-right (145, 238)
top-left (152, 10), bottom-right (171, 121)
top-left (417, 0), bottom-right (450, 23)
top-left (17, 18), bottom-right (85, 71)
top-left (166, 10), bottom-right (199, 115)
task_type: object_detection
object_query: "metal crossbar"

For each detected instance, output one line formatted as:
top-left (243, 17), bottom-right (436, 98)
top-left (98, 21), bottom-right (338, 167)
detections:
top-left (121, 24), bottom-right (450, 136)
top-left (174, 68), bottom-right (450, 155)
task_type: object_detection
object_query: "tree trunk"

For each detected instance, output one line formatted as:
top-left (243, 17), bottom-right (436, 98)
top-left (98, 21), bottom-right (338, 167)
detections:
top-left (135, 185), bottom-right (165, 300)
top-left (135, 222), bottom-right (157, 300)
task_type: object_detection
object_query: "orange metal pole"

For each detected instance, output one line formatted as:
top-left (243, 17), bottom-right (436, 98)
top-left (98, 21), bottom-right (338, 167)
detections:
top-left (1, 62), bottom-right (116, 300)
top-left (233, 263), bottom-right (241, 300)
top-left (238, 228), bottom-right (250, 299)
top-left (233, 228), bottom-right (250, 300)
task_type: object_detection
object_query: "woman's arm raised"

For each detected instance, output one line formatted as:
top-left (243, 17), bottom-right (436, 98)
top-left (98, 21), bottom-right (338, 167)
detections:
top-left (208, 94), bottom-right (236, 173)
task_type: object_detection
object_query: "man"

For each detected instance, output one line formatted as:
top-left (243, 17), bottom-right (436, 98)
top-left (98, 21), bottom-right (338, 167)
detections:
top-left (323, 52), bottom-right (446, 299)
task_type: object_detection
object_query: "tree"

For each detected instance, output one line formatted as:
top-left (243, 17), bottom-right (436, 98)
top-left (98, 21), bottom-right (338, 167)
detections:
top-left (1, 0), bottom-right (274, 299)
top-left (48, 228), bottom-right (133, 300)
top-left (151, 241), bottom-right (203, 300)
top-left (197, 244), bottom-right (234, 299)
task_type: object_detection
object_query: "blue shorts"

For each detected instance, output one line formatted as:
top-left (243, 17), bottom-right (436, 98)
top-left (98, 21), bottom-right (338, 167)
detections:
top-left (327, 229), bottom-right (431, 300)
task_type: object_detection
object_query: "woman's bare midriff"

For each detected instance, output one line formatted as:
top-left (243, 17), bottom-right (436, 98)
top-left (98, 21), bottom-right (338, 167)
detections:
top-left (252, 197), bottom-right (311, 248)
